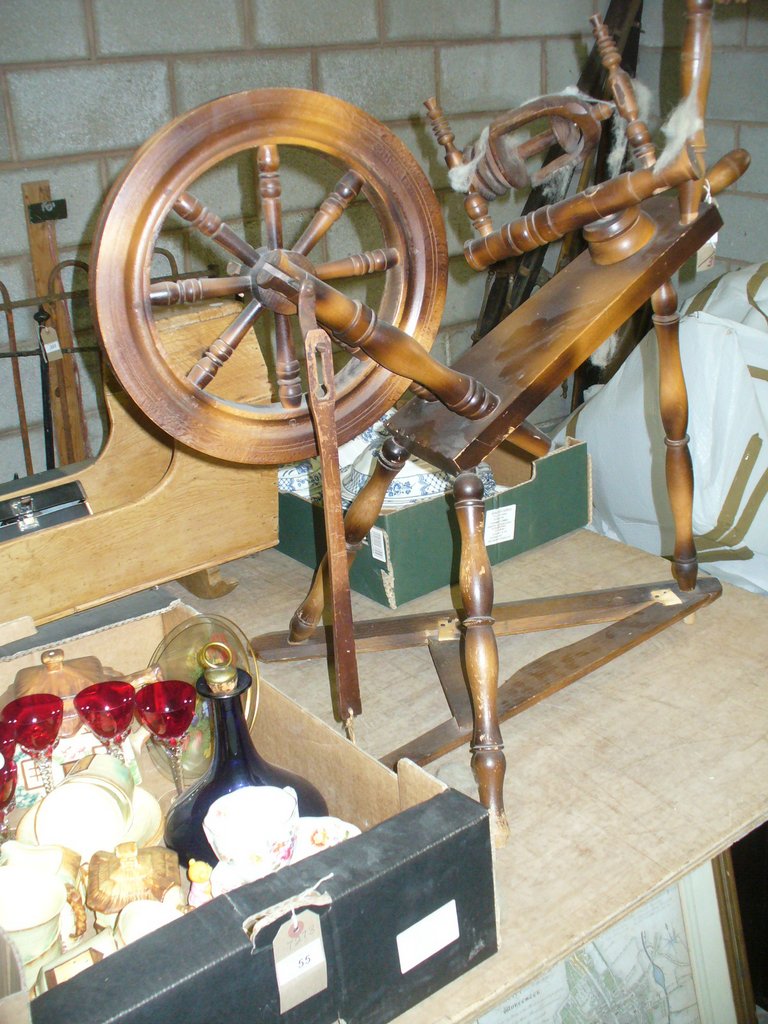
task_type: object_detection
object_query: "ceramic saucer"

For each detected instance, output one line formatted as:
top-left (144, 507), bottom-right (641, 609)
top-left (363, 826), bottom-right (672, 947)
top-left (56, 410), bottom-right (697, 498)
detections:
top-left (292, 817), bottom-right (360, 862)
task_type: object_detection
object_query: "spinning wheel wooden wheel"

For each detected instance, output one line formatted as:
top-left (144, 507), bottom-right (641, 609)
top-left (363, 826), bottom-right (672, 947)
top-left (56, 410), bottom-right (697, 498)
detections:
top-left (90, 88), bottom-right (450, 466)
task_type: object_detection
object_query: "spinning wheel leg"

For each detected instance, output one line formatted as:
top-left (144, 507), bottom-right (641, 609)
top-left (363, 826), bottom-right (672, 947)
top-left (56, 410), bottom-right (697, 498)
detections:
top-left (653, 280), bottom-right (697, 591)
top-left (288, 436), bottom-right (410, 644)
top-left (453, 471), bottom-right (509, 845)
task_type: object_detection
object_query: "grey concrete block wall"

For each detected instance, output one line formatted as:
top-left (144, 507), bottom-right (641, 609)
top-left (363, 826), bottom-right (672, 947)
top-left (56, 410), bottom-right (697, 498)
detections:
top-left (0, 0), bottom-right (764, 481)
top-left (7, 63), bottom-right (172, 159)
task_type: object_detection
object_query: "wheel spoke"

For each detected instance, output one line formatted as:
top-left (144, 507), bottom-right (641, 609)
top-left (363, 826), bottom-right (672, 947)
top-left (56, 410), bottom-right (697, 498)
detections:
top-left (173, 192), bottom-right (261, 265)
top-left (257, 144), bottom-right (284, 248)
top-left (274, 313), bottom-right (302, 408)
top-left (257, 144), bottom-right (301, 407)
top-left (315, 247), bottom-right (400, 281)
top-left (291, 171), bottom-right (364, 256)
top-left (150, 274), bottom-right (252, 306)
top-left (186, 298), bottom-right (264, 389)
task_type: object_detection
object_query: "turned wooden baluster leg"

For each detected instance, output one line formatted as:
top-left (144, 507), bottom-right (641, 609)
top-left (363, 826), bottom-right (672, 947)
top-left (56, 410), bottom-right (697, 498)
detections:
top-left (454, 471), bottom-right (509, 845)
top-left (288, 437), bottom-right (409, 644)
top-left (653, 280), bottom-right (697, 591)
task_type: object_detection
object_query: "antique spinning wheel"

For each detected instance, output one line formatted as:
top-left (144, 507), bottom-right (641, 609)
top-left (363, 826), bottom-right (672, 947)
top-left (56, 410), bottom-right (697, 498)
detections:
top-left (91, 88), bottom-right (448, 465)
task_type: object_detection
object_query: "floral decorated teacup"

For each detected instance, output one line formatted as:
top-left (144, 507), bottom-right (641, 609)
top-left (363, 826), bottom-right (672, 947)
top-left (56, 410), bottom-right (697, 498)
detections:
top-left (203, 786), bottom-right (298, 883)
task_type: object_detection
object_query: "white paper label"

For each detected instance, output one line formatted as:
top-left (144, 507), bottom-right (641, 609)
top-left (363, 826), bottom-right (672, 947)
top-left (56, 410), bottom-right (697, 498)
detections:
top-left (696, 234), bottom-right (718, 271)
top-left (396, 899), bottom-right (460, 974)
top-left (40, 325), bottom-right (63, 361)
top-left (484, 505), bottom-right (516, 545)
top-left (273, 910), bottom-right (328, 1013)
top-left (369, 526), bottom-right (386, 563)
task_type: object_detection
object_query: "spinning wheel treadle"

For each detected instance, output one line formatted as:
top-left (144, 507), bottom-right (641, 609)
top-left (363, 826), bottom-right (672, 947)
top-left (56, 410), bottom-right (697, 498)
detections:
top-left (91, 88), bottom-right (450, 466)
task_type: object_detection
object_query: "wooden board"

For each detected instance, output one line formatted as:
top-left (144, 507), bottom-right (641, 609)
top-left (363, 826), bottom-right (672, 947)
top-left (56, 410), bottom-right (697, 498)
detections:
top-left (22, 180), bottom-right (89, 465)
top-left (0, 301), bottom-right (277, 626)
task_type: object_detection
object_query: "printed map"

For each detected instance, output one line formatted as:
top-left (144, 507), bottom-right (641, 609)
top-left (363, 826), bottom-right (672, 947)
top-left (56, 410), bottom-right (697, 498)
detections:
top-left (477, 884), bottom-right (702, 1024)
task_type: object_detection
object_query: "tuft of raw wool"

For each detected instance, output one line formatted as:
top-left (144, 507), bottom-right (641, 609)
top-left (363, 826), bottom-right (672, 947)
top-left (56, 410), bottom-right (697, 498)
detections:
top-left (655, 90), bottom-right (703, 171)
top-left (606, 79), bottom-right (653, 178)
top-left (590, 332), bottom-right (620, 369)
top-left (561, 84), bottom-right (613, 107)
top-left (541, 164), bottom-right (573, 203)
top-left (448, 127), bottom-right (489, 193)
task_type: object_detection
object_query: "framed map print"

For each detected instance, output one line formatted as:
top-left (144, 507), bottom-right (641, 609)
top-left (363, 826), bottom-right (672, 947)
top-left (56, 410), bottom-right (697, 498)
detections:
top-left (476, 853), bottom-right (754, 1024)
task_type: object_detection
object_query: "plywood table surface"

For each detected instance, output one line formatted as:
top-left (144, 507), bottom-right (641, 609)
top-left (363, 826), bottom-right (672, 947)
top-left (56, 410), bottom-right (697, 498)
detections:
top-left (166, 529), bottom-right (768, 1023)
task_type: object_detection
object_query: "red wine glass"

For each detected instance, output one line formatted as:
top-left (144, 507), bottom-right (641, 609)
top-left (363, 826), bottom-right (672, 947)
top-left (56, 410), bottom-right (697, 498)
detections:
top-left (0, 758), bottom-right (17, 841)
top-left (134, 680), bottom-right (196, 795)
top-left (74, 681), bottom-right (135, 763)
top-left (1, 693), bottom-right (63, 794)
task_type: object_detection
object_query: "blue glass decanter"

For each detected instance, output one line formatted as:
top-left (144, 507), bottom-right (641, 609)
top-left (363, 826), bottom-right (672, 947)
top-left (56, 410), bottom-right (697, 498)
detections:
top-left (164, 643), bottom-right (327, 866)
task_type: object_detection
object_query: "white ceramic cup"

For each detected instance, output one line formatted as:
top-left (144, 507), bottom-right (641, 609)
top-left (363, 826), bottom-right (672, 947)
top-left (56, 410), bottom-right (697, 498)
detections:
top-left (34, 781), bottom-right (129, 862)
top-left (63, 752), bottom-right (135, 821)
top-left (203, 786), bottom-right (299, 881)
top-left (0, 866), bottom-right (68, 971)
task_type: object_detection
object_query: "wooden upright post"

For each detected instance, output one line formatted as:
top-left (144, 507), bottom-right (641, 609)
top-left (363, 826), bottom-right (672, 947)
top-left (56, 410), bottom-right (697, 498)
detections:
top-left (23, 180), bottom-right (89, 466)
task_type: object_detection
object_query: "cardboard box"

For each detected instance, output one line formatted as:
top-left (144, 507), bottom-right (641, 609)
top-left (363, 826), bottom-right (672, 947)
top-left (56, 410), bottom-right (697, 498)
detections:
top-left (0, 592), bottom-right (497, 1024)
top-left (279, 439), bottom-right (590, 608)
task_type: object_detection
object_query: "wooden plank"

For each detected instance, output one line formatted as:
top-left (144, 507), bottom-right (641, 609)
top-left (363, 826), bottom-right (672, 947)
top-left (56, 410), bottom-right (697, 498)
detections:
top-left (22, 180), bottom-right (89, 465)
top-left (427, 637), bottom-right (473, 729)
top-left (252, 579), bottom-right (681, 662)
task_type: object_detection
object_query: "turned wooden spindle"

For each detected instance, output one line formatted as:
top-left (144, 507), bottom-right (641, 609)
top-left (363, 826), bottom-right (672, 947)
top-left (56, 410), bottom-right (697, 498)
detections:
top-left (679, 0), bottom-right (714, 223)
top-left (590, 13), bottom-right (656, 168)
top-left (464, 193), bottom-right (494, 237)
top-left (263, 253), bottom-right (499, 421)
top-left (257, 144), bottom-right (283, 247)
top-left (424, 97), bottom-right (495, 238)
top-left (653, 280), bottom-right (697, 591)
top-left (186, 300), bottom-right (263, 389)
top-left (172, 192), bottom-right (260, 265)
top-left (292, 171), bottom-right (364, 256)
top-left (288, 436), bottom-right (409, 644)
top-left (424, 97), bottom-right (465, 170)
top-left (150, 274), bottom-right (251, 306)
top-left (315, 247), bottom-right (400, 280)
top-left (257, 144), bottom-right (302, 408)
top-left (453, 471), bottom-right (509, 844)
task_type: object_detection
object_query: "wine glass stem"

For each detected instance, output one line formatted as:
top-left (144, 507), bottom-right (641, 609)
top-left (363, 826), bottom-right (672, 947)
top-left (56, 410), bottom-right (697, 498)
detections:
top-left (107, 740), bottom-right (126, 764)
top-left (36, 753), bottom-right (55, 794)
top-left (166, 742), bottom-right (185, 795)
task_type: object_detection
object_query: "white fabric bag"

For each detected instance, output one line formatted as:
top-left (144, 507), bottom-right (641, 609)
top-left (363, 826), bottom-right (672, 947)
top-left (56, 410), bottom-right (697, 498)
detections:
top-left (556, 263), bottom-right (768, 594)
